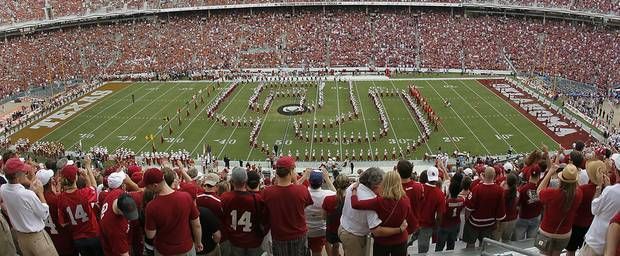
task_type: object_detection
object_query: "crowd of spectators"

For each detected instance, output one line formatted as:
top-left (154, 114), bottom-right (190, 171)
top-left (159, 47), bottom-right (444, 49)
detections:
top-left (1, 140), bottom-right (620, 256)
top-left (0, 8), bottom-right (618, 100)
top-left (1, 0), bottom-right (619, 26)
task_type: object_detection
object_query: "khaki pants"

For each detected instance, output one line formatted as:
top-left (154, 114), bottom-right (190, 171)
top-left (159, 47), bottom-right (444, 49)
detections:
top-left (338, 226), bottom-right (367, 256)
top-left (14, 230), bottom-right (58, 256)
top-left (0, 213), bottom-right (16, 255)
top-left (578, 244), bottom-right (602, 256)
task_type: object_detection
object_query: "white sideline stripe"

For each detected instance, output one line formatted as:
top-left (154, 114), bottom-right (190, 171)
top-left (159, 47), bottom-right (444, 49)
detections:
top-left (352, 80), bottom-right (374, 155)
top-left (69, 83), bottom-right (163, 148)
top-left (372, 80), bottom-right (403, 154)
top-left (388, 80), bottom-right (434, 154)
top-left (441, 80), bottom-right (512, 148)
top-left (424, 80), bottom-right (491, 154)
top-left (88, 84), bottom-right (178, 148)
top-left (114, 83), bottom-right (197, 151)
top-left (459, 80), bottom-right (540, 149)
top-left (167, 84), bottom-right (223, 153)
top-left (335, 81), bottom-right (343, 160)
top-left (40, 83), bottom-right (145, 142)
top-left (138, 84), bottom-right (226, 153)
top-left (190, 83), bottom-right (244, 155)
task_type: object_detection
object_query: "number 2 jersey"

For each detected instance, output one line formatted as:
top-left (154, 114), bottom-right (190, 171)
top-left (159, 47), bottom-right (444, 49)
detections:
top-left (220, 191), bottom-right (266, 248)
top-left (57, 187), bottom-right (100, 240)
top-left (100, 188), bottom-right (130, 256)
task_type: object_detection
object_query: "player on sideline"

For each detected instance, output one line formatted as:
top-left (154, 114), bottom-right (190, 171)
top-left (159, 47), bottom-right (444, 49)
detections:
top-left (132, 94), bottom-right (135, 104)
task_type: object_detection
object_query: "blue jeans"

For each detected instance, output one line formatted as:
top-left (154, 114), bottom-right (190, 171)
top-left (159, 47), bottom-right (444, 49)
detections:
top-left (417, 227), bottom-right (434, 253)
top-left (436, 225), bottom-right (459, 251)
top-left (514, 216), bottom-right (540, 240)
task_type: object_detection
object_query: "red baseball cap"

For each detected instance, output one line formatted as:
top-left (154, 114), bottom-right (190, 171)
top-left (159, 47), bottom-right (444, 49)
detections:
top-left (276, 156), bottom-right (296, 169)
top-left (61, 165), bottom-right (79, 183)
top-left (127, 165), bottom-right (141, 176)
top-left (139, 168), bottom-right (164, 187)
top-left (131, 172), bottom-right (143, 183)
top-left (104, 166), bottom-right (118, 176)
top-left (4, 158), bottom-right (30, 175)
top-left (179, 182), bottom-right (204, 200)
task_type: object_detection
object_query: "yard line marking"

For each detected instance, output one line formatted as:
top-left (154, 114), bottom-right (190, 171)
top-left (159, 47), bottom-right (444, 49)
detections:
top-left (138, 82), bottom-right (229, 153)
top-left (423, 80), bottom-right (491, 154)
top-left (441, 80), bottom-right (511, 148)
top-left (459, 80), bottom-right (540, 149)
top-left (168, 84), bottom-right (225, 153)
top-left (387, 80), bottom-right (434, 154)
top-left (216, 106), bottom-right (251, 160)
top-left (372, 80), bottom-right (403, 155)
top-left (87, 84), bottom-right (178, 148)
top-left (275, 115), bottom-right (293, 158)
top-left (114, 84), bottom-right (193, 150)
top-left (309, 81), bottom-right (321, 156)
top-left (190, 82), bottom-right (243, 155)
top-left (41, 83), bottom-right (146, 142)
top-left (335, 81), bottom-right (343, 161)
top-left (353, 80), bottom-right (374, 155)
top-left (245, 90), bottom-right (276, 162)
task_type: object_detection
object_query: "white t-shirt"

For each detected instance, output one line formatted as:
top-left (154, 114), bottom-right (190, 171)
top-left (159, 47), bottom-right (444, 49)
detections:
top-left (305, 188), bottom-right (336, 238)
top-left (584, 184), bottom-right (620, 254)
top-left (577, 168), bottom-right (589, 185)
top-left (339, 183), bottom-right (381, 236)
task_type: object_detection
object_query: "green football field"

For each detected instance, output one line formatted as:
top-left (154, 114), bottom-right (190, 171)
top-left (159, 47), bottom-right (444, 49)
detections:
top-left (20, 78), bottom-right (559, 161)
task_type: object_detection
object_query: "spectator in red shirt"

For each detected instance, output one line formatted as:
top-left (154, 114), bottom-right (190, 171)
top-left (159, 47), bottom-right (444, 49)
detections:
top-left (322, 175), bottom-right (351, 256)
top-left (351, 171), bottom-right (417, 256)
top-left (463, 167), bottom-right (505, 249)
top-left (57, 164), bottom-right (103, 256)
top-left (221, 167), bottom-right (265, 256)
top-left (515, 164), bottom-right (543, 240)
top-left (494, 173), bottom-right (518, 242)
top-left (195, 172), bottom-right (228, 255)
top-left (142, 168), bottom-right (203, 255)
top-left (396, 160), bottom-right (423, 220)
top-left (566, 160), bottom-right (604, 256)
top-left (436, 181), bottom-right (464, 251)
top-left (261, 156), bottom-right (313, 256)
top-left (37, 168), bottom-right (75, 256)
top-left (100, 171), bottom-right (139, 256)
top-left (604, 211), bottom-right (620, 256)
top-left (417, 167), bottom-right (446, 253)
top-left (535, 163), bottom-right (583, 256)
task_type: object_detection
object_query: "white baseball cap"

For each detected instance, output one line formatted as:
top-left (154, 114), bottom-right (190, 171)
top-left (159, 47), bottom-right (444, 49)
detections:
top-left (503, 162), bottom-right (514, 172)
top-left (463, 168), bottom-right (473, 176)
top-left (108, 172), bottom-right (126, 189)
top-left (427, 166), bottom-right (439, 182)
top-left (611, 153), bottom-right (620, 170)
top-left (36, 169), bottom-right (54, 186)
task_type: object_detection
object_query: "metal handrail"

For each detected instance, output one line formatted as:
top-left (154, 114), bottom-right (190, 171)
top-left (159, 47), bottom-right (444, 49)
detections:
top-left (481, 238), bottom-right (538, 256)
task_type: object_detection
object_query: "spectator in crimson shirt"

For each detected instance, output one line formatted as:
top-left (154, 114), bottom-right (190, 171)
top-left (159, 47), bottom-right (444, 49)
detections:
top-left (142, 168), bottom-right (203, 255)
top-left (261, 156), bottom-right (313, 256)
top-left (417, 167), bottom-right (446, 253)
top-left (322, 175), bottom-right (351, 256)
top-left (196, 172), bottom-right (228, 255)
top-left (100, 171), bottom-right (140, 256)
top-left (351, 171), bottom-right (417, 256)
top-left (57, 164), bottom-right (103, 256)
top-left (515, 164), bottom-right (542, 240)
top-left (536, 163), bottom-right (583, 256)
top-left (604, 211), bottom-right (620, 256)
top-left (494, 173), bottom-right (519, 242)
top-left (37, 169), bottom-right (75, 256)
top-left (221, 167), bottom-right (265, 256)
top-left (396, 160), bottom-right (423, 220)
top-left (436, 181), bottom-right (464, 251)
top-left (463, 167), bottom-right (505, 249)
top-left (566, 160), bottom-right (604, 256)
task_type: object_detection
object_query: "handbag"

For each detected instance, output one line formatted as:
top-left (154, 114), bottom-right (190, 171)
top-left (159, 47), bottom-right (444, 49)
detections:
top-left (534, 215), bottom-right (566, 252)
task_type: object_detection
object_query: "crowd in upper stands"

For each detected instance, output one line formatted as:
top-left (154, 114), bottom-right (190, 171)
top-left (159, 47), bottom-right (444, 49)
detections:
top-left (1, 0), bottom-right (619, 25)
top-left (0, 8), bottom-right (618, 100)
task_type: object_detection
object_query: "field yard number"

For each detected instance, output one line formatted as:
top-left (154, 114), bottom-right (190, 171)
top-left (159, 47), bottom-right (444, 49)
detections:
top-left (118, 136), bottom-right (136, 141)
top-left (179, 88), bottom-right (194, 91)
top-left (214, 139), bottom-right (236, 145)
top-left (443, 137), bottom-right (464, 143)
top-left (145, 88), bottom-right (159, 91)
top-left (164, 137), bottom-right (185, 143)
top-left (80, 133), bottom-right (94, 139)
top-left (388, 139), bottom-right (414, 144)
top-left (495, 134), bottom-right (513, 140)
top-left (275, 139), bottom-right (293, 145)
top-left (444, 85), bottom-right (456, 88)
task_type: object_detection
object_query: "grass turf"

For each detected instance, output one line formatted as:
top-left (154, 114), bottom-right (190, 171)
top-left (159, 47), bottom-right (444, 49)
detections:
top-left (20, 79), bottom-right (559, 161)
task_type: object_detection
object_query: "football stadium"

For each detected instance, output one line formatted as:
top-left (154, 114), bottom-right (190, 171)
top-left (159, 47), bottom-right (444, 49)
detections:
top-left (0, 1), bottom-right (619, 256)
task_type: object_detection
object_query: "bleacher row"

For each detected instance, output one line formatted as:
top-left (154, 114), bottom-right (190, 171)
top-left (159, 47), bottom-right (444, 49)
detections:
top-left (0, 0), bottom-right (619, 25)
top-left (1, 8), bottom-right (618, 100)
